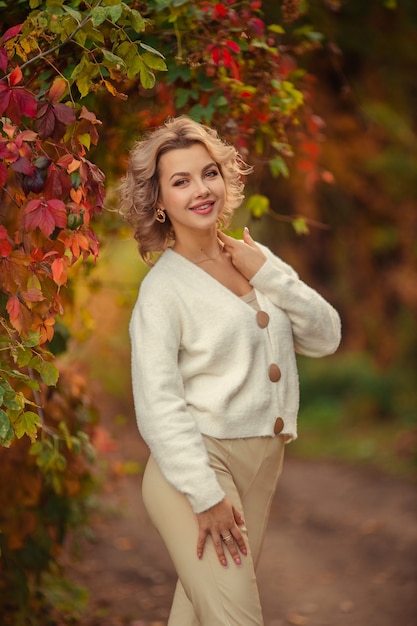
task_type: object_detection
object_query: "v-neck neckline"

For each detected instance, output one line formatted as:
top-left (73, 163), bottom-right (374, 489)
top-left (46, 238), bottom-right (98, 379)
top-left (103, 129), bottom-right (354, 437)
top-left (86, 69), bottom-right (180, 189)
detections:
top-left (164, 247), bottom-right (256, 304)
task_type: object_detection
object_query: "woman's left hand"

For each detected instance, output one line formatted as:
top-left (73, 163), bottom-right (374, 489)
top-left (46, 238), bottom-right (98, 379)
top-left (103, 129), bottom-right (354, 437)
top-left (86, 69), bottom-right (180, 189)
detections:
top-left (196, 497), bottom-right (247, 567)
top-left (218, 228), bottom-right (266, 281)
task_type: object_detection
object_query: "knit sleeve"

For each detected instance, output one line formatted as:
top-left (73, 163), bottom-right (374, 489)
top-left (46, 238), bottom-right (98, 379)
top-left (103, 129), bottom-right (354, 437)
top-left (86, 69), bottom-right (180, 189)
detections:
top-left (250, 244), bottom-right (341, 357)
top-left (129, 297), bottom-right (225, 514)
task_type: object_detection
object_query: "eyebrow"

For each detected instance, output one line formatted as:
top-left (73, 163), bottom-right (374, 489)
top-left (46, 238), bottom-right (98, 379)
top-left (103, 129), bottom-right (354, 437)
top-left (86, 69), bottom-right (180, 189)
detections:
top-left (169, 162), bottom-right (218, 181)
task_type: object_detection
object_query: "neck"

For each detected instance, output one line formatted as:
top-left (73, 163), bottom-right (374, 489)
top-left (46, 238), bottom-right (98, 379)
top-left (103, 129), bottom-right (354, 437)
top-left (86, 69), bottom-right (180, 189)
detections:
top-left (174, 230), bottom-right (223, 264)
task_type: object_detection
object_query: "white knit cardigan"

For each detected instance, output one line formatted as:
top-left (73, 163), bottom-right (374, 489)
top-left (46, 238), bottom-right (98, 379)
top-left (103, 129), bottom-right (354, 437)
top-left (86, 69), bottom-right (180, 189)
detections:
top-left (129, 243), bottom-right (341, 513)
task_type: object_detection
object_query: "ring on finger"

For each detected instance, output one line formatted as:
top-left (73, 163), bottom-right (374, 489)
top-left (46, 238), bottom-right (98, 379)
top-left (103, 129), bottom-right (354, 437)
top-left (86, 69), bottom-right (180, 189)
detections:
top-left (221, 533), bottom-right (233, 542)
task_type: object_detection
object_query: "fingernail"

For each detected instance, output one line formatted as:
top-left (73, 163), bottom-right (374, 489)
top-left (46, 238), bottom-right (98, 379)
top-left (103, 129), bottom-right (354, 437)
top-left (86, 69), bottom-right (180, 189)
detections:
top-left (235, 557), bottom-right (241, 565)
top-left (221, 559), bottom-right (227, 567)
top-left (244, 226), bottom-right (249, 233)
top-left (242, 548), bottom-right (247, 556)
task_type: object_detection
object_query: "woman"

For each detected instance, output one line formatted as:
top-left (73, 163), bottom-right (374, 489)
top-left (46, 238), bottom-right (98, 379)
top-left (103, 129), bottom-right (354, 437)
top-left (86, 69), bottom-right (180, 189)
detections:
top-left (119, 116), bottom-right (341, 625)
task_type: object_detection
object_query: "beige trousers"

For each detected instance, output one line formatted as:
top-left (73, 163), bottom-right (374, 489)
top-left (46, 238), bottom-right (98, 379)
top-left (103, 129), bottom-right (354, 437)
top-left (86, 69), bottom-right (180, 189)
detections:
top-left (142, 434), bottom-right (285, 626)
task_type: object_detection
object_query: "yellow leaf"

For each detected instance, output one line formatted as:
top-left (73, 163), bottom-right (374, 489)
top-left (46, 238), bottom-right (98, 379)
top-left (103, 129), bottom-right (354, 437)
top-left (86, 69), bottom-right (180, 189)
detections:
top-left (77, 133), bottom-right (91, 150)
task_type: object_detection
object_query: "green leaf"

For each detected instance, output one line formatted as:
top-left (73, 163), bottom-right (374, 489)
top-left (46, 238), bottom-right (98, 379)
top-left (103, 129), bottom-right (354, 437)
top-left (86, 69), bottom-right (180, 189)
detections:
top-left (245, 194), bottom-right (270, 219)
top-left (139, 63), bottom-right (156, 89)
top-left (292, 217), bottom-right (309, 235)
top-left (268, 24), bottom-right (285, 34)
top-left (126, 7), bottom-right (146, 32)
top-left (102, 50), bottom-right (126, 69)
top-left (106, 4), bottom-right (123, 23)
top-left (78, 133), bottom-right (91, 149)
top-left (3, 390), bottom-right (26, 411)
top-left (142, 52), bottom-right (167, 71)
top-left (62, 5), bottom-right (82, 22)
top-left (59, 421), bottom-right (73, 450)
top-left (269, 155), bottom-right (289, 178)
top-left (39, 360), bottom-right (59, 386)
top-left (16, 346), bottom-right (33, 367)
top-left (14, 410), bottom-right (40, 441)
top-left (91, 6), bottom-right (111, 26)
top-left (139, 42), bottom-right (165, 59)
top-left (176, 87), bottom-right (194, 108)
top-left (23, 331), bottom-right (41, 347)
top-left (0, 408), bottom-right (14, 447)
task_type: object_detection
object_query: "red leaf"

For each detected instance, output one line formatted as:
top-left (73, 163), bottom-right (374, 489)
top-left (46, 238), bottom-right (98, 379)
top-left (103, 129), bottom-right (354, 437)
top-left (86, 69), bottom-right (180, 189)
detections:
top-left (11, 157), bottom-right (33, 175)
top-left (0, 82), bottom-right (10, 116)
top-left (79, 106), bottom-right (101, 124)
top-left (0, 225), bottom-right (12, 257)
top-left (36, 104), bottom-right (56, 138)
top-left (226, 40), bottom-right (240, 53)
top-left (53, 102), bottom-right (75, 125)
top-left (222, 48), bottom-right (232, 68)
top-left (9, 66), bottom-right (22, 87)
top-left (1, 24), bottom-right (22, 44)
top-left (43, 165), bottom-right (72, 200)
top-left (213, 3), bottom-right (227, 18)
top-left (21, 288), bottom-right (44, 303)
top-left (23, 198), bottom-right (67, 236)
top-left (0, 162), bottom-right (7, 187)
top-left (6, 295), bottom-right (20, 323)
top-left (0, 48), bottom-right (8, 72)
top-left (5, 87), bottom-right (37, 123)
top-left (20, 130), bottom-right (38, 142)
top-left (212, 47), bottom-right (221, 65)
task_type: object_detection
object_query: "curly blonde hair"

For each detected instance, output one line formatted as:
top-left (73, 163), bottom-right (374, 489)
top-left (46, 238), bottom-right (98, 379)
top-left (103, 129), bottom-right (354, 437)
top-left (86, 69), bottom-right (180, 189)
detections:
top-left (118, 116), bottom-right (253, 265)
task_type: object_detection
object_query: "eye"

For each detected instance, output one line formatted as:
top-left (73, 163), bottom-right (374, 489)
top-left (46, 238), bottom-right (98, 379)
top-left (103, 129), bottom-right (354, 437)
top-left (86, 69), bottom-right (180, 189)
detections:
top-left (173, 178), bottom-right (187, 187)
top-left (205, 169), bottom-right (219, 178)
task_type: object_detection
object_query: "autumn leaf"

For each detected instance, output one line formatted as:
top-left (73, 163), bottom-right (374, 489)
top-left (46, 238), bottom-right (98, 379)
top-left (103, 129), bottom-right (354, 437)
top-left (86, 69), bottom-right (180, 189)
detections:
top-left (13, 410), bottom-right (41, 441)
top-left (21, 287), bottom-right (45, 303)
top-left (49, 77), bottom-right (67, 103)
top-left (0, 48), bottom-right (8, 72)
top-left (0, 162), bottom-right (7, 186)
top-left (51, 257), bottom-right (67, 286)
top-left (23, 198), bottom-right (67, 236)
top-left (0, 24), bottom-right (23, 45)
top-left (6, 295), bottom-right (20, 324)
top-left (0, 409), bottom-right (14, 447)
top-left (0, 225), bottom-right (12, 257)
top-left (0, 79), bottom-right (37, 123)
top-left (6, 295), bottom-right (32, 335)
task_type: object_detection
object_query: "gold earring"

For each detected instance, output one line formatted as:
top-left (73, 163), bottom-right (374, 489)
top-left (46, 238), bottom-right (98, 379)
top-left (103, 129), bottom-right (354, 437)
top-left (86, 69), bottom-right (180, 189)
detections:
top-left (155, 207), bottom-right (166, 223)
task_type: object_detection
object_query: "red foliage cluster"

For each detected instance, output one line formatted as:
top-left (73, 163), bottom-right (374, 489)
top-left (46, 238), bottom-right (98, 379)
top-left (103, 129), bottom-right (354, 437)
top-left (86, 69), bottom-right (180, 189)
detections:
top-left (0, 25), bottom-right (104, 344)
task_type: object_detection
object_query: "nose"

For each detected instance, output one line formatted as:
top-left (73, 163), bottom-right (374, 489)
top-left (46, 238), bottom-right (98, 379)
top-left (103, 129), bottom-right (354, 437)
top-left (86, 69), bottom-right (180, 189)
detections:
top-left (194, 179), bottom-right (210, 197)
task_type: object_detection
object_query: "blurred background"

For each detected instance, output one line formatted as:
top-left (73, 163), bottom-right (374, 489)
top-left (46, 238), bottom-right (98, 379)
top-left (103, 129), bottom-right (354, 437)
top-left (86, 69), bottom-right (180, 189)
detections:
top-left (70, 0), bottom-right (417, 479)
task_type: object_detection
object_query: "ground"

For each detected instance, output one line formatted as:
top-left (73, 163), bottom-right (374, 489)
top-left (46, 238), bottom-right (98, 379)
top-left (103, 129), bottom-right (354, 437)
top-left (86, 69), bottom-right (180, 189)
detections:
top-left (65, 390), bottom-right (417, 626)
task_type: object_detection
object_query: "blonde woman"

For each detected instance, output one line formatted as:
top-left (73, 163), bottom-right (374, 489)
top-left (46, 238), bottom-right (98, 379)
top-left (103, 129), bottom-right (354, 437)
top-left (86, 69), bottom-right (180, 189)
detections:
top-left (119, 116), bottom-right (341, 625)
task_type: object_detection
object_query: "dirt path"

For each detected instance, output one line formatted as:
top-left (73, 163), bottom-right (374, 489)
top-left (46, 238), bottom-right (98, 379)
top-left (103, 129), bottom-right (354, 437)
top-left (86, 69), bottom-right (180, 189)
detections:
top-left (66, 392), bottom-right (417, 626)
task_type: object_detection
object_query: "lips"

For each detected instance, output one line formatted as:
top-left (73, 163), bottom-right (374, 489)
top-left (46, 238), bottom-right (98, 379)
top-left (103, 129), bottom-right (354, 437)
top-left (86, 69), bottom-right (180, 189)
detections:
top-left (189, 201), bottom-right (215, 215)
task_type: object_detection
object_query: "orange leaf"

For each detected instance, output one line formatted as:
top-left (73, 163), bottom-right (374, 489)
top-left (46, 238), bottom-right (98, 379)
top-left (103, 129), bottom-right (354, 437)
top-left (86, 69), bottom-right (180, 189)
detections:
top-left (70, 187), bottom-right (83, 204)
top-left (9, 66), bottom-right (22, 87)
top-left (49, 77), bottom-right (67, 103)
top-left (6, 295), bottom-right (20, 322)
top-left (67, 158), bottom-right (81, 174)
top-left (51, 257), bottom-right (67, 286)
top-left (21, 287), bottom-right (44, 303)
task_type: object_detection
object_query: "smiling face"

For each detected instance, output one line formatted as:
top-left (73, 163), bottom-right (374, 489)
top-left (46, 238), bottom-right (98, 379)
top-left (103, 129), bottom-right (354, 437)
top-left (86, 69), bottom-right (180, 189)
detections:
top-left (157, 143), bottom-right (226, 243)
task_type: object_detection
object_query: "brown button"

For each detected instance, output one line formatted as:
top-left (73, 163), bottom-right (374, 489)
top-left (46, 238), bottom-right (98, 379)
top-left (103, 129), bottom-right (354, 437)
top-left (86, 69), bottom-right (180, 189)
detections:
top-left (256, 310), bottom-right (269, 329)
top-left (274, 417), bottom-right (284, 435)
top-left (269, 363), bottom-right (281, 382)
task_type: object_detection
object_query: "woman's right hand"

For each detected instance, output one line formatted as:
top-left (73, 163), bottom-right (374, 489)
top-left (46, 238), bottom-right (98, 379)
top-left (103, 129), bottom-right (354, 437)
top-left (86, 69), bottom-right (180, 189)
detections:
top-left (196, 497), bottom-right (247, 567)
